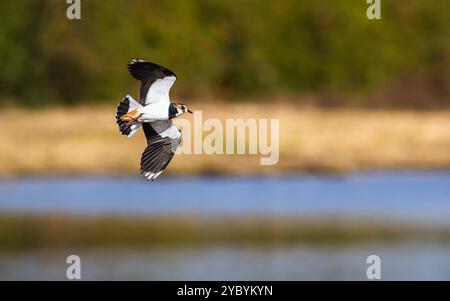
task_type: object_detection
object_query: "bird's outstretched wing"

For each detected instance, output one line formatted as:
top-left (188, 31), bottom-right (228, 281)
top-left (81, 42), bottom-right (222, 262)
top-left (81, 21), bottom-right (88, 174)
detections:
top-left (140, 120), bottom-right (181, 181)
top-left (127, 59), bottom-right (177, 106)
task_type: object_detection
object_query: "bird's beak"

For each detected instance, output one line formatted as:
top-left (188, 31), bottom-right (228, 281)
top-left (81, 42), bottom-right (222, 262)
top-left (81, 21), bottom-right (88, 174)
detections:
top-left (187, 109), bottom-right (193, 114)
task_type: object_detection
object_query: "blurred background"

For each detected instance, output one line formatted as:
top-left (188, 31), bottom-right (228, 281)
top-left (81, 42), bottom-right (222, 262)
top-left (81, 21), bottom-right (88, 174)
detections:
top-left (0, 0), bottom-right (450, 280)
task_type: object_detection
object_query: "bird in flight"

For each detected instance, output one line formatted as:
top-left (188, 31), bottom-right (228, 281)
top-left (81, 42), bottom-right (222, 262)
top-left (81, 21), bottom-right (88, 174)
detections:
top-left (116, 59), bottom-right (192, 181)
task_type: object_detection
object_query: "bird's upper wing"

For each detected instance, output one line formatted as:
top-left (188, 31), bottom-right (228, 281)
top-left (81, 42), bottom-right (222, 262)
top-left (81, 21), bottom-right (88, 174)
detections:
top-left (127, 59), bottom-right (177, 106)
top-left (140, 120), bottom-right (181, 181)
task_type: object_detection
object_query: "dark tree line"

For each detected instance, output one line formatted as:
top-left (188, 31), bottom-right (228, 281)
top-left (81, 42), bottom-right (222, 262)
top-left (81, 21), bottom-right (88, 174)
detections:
top-left (0, 0), bottom-right (448, 107)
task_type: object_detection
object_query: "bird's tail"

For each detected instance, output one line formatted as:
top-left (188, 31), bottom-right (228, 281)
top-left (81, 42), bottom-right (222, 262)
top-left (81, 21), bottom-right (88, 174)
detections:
top-left (116, 95), bottom-right (142, 137)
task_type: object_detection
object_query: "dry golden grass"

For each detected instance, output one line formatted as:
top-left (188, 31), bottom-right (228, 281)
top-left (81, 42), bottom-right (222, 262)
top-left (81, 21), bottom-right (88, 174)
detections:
top-left (1, 103), bottom-right (450, 176)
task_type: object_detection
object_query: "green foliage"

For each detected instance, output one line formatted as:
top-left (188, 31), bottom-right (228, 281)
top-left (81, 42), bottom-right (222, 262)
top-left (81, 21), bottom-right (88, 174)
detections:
top-left (0, 0), bottom-right (448, 106)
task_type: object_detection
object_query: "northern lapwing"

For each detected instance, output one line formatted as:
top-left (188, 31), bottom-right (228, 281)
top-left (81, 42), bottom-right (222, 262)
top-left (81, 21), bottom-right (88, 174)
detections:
top-left (116, 59), bottom-right (192, 181)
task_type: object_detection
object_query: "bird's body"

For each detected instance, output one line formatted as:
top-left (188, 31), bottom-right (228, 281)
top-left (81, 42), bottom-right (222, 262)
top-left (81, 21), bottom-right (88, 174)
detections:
top-left (115, 59), bottom-right (191, 181)
top-left (138, 101), bottom-right (169, 122)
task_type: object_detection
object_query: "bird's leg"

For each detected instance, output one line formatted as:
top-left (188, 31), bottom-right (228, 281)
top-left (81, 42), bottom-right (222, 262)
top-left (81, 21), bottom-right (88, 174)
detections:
top-left (121, 109), bottom-right (142, 122)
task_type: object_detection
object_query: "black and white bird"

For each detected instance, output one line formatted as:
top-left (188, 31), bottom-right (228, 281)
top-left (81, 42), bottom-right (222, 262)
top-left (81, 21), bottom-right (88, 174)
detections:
top-left (115, 59), bottom-right (192, 181)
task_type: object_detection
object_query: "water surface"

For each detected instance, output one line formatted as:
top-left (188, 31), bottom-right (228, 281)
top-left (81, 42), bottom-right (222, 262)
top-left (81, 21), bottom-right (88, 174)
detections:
top-left (1, 243), bottom-right (450, 280)
top-left (1, 171), bottom-right (450, 280)
top-left (0, 171), bottom-right (449, 223)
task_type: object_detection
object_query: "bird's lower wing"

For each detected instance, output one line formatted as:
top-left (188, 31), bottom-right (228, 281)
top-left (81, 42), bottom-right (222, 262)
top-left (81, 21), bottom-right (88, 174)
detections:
top-left (140, 123), bottom-right (181, 181)
top-left (140, 137), bottom-right (176, 181)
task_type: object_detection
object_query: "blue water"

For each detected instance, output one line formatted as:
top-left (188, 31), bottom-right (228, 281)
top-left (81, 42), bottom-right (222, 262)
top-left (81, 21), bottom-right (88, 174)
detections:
top-left (1, 171), bottom-right (450, 280)
top-left (0, 171), bottom-right (449, 223)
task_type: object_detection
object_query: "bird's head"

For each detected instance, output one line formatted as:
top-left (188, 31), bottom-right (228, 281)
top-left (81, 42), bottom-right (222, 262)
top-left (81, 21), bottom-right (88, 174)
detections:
top-left (171, 103), bottom-right (193, 117)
